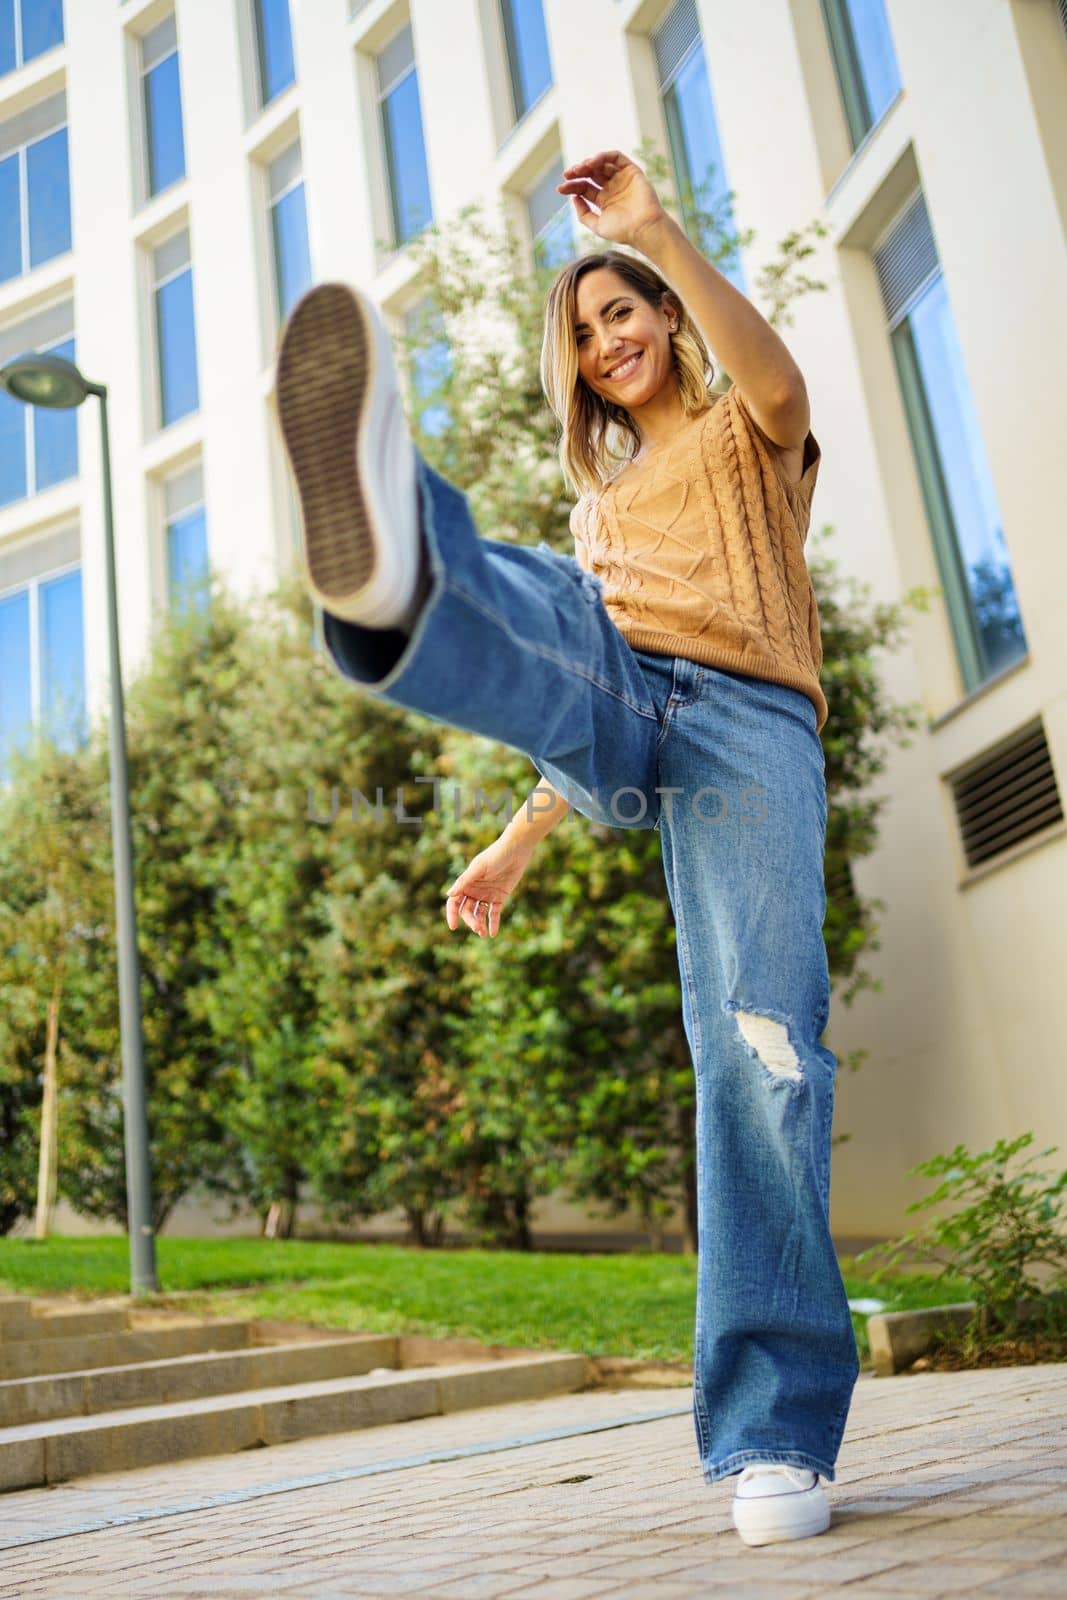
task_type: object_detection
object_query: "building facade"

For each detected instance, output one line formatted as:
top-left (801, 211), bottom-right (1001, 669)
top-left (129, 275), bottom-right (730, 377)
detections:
top-left (3, 0), bottom-right (1066, 1243)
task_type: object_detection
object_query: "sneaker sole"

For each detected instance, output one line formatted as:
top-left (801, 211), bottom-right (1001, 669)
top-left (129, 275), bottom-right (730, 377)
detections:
top-left (276, 282), bottom-right (403, 625)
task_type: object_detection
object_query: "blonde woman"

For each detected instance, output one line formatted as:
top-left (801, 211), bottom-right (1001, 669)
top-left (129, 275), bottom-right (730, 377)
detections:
top-left (276, 149), bottom-right (858, 1548)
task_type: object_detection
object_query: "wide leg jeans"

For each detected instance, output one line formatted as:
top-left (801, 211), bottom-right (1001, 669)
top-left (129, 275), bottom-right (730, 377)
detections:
top-left (321, 456), bottom-right (860, 1484)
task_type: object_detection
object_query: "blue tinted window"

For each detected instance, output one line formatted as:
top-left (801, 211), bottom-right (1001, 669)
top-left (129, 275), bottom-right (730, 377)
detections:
top-left (26, 124), bottom-right (71, 267)
top-left (21, 0), bottom-right (63, 65)
top-left (1, 1), bottom-right (63, 76)
top-left (501, 0), bottom-right (552, 119)
top-left (167, 506), bottom-right (208, 614)
top-left (411, 338), bottom-right (450, 438)
top-left (145, 50), bottom-right (185, 195)
top-left (908, 278), bottom-right (1026, 678)
top-left (255, 0), bottom-right (295, 104)
top-left (843, 0), bottom-right (901, 128)
top-left (0, 387), bottom-right (27, 508)
top-left (271, 182), bottom-right (311, 321)
top-left (0, 3), bottom-right (15, 76)
top-left (0, 587), bottom-right (31, 779)
top-left (157, 268), bottom-right (199, 425)
top-left (39, 567), bottom-right (85, 750)
top-left (33, 335), bottom-right (77, 491)
top-left (662, 40), bottom-right (744, 294)
top-left (534, 208), bottom-right (573, 271)
top-left (0, 152), bottom-right (21, 282)
top-left (382, 71), bottom-right (431, 245)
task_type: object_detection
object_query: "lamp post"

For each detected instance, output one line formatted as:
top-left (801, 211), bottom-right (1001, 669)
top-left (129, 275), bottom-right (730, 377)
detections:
top-left (0, 353), bottom-right (159, 1295)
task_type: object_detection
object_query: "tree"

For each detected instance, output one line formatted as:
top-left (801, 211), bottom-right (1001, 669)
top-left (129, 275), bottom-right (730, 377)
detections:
top-left (0, 738), bottom-right (111, 1234)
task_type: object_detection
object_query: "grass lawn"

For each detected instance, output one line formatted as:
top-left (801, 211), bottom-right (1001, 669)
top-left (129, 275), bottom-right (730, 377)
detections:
top-left (0, 1237), bottom-right (975, 1369)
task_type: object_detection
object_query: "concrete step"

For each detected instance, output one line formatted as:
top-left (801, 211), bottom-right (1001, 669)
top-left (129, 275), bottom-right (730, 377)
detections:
top-left (0, 1318), bottom-right (254, 1381)
top-left (0, 1297), bottom-right (33, 1337)
top-left (0, 1304), bottom-right (129, 1342)
top-left (0, 1351), bottom-right (591, 1490)
top-left (0, 1333), bottom-right (396, 1427)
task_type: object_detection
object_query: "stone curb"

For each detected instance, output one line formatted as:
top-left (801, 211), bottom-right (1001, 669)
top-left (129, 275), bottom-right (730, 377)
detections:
top-left (866, 1301), bottom-right (980, 1376)
top-left (867, 1292), bottom-right (1067, 1375)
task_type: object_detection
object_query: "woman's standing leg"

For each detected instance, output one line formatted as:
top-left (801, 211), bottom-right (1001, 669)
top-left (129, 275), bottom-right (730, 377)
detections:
top-left (654, 658), bottom-right (859, 1485)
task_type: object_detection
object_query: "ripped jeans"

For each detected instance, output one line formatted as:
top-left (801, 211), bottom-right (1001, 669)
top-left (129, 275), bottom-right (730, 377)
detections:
top-left (320, 455), bottom-right (860, 1485)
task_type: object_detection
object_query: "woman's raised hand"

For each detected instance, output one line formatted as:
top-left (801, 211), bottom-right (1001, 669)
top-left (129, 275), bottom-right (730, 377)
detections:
top-left (557, 151), bottom-right (668, 249)
top-left (443, 833), bottom-right (535, 939)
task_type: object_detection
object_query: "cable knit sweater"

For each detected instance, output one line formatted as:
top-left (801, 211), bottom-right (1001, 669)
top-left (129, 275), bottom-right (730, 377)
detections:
top-left (569, 384), bottom-right (827, 732)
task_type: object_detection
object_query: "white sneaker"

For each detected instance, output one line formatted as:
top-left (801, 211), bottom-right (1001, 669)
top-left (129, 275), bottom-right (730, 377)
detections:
top-left (731, 1463), bottom-right (830, 1547)
top-left (276, 281), bottom-right (423, 629)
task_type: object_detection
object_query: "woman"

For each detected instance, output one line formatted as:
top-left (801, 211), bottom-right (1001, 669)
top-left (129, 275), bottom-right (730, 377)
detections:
top-left (276, 149), bottom-right (859, 1549)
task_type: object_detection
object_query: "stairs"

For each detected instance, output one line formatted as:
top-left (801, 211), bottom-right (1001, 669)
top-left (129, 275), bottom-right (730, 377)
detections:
top-left (0, 1292), bottom-right (590, 1491)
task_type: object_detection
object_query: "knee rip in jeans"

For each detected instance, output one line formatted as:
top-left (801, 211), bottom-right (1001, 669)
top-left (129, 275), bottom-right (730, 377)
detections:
top-left (723, 1001), bottom-right (803, 1084)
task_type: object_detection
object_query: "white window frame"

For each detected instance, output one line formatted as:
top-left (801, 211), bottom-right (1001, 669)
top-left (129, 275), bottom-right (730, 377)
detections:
top-left (139, 12), bottom-right (183, 203)
top-left (0, 550), bottom-right (84, 758)
top-left (2, 0), bottom-right (65, 75)
top-left (266, 137), bottom-right (308, 328)
top-left (0, 297), bottom-right (76, 504)
top-left (0, 90), bottom-right (70, 282)
top-left (150, 225), bottom-right (197, 431)
top-left (162, 458), bottom-right (208, 612)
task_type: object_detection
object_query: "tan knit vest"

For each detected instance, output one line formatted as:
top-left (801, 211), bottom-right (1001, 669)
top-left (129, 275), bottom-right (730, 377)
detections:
top-left (569, 385), bottom-right (827, 732)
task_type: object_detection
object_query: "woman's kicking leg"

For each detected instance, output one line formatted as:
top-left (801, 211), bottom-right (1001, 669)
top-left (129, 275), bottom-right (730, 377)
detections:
top-left (277, 281), bottom-right (663, 829)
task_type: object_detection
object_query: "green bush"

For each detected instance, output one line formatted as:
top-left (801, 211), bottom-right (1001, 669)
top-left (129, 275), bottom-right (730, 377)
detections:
top-left (856, 1132), bottom-right (1067, 1332)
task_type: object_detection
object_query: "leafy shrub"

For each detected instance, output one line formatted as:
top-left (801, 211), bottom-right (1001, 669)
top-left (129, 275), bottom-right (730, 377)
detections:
top-left (856, 1133), bottom-right (1067, 1332)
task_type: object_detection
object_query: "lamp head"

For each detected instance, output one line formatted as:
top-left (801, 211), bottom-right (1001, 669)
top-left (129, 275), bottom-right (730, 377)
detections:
top-left (0, 352), bottom-right (89, 409)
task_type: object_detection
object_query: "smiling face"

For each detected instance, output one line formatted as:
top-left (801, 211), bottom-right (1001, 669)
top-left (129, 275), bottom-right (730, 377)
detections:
top-left (572, 267), bottom-right (679, 414)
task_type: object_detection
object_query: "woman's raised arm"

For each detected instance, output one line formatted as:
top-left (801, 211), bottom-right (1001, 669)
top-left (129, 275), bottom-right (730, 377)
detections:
top-left (558, 150), bottom-right (809, 435)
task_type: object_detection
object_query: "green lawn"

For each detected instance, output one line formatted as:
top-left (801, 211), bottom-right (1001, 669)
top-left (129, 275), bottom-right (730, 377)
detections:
top-left (0, 1237), bottom-right (975, 1367)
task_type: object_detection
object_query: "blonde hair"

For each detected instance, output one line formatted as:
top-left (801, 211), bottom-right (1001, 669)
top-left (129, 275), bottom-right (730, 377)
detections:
top-left (540, 250), bottom-right (716, 498)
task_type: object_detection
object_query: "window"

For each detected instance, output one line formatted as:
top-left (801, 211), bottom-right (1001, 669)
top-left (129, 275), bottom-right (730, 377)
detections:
top-left (152, 229), bottom-right (200, 428)
top-left (268, 140), bottom-right (312, 325)
top-left (652, 0), bottom-right (744, 293)
top-left (874, 192), bottom-right (1027, 688)
top-left (0, 90), bottom-right (72, 284)
top-left (0, 0), bottom-right (64, 78)
top-left (164, 462), bottom-right (209, 615)
top-left (526, 157), bottom-right (572, 271)
top-left (820, 0), bottom-right (902, 151)
top-left (377, 24), bottom-right (432, 248)
top-left (141, 14), bottom-right (185, 198)
top-left (0, 300), bottom-right (77, 508)
top-left (403, 299), bottom-right (451, 439)
top-left (500, 0), bottom-right (552, 122)
top-left (252, 0), bottom-right (295, 108)
top-left (0, 528), bottom-right (85, 781)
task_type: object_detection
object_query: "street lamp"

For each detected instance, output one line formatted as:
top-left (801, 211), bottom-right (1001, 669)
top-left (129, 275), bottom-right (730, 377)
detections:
top-left (0, 352), bottom-right (159, 1295)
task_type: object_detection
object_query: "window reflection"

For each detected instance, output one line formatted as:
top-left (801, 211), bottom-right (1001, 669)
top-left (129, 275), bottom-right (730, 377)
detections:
top-left (821, 0), bottom-right (902, 149)
top-left (905, 278), bottom-right (1026, 678)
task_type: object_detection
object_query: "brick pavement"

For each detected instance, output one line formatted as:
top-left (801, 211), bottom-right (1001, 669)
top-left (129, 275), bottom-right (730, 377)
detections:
top-left (2, 1364), bottom-right (1066, 1597)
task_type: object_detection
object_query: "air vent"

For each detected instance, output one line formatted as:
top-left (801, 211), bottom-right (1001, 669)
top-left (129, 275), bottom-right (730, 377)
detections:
top-left (950, 721), bottom-right (1064, 870)
top-left (1060, 0), bottom-right (1067, 41)
top-left (653, 0), bottom-right (700, 90)
top-left (872, 191), bottom-right (939, 329)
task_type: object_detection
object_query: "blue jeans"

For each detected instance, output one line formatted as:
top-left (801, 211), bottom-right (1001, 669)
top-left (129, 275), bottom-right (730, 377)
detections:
top-left (322, 457), bottom-right (860, 1484)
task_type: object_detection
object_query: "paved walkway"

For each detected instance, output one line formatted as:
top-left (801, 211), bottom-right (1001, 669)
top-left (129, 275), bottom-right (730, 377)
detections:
top-left (2, 1363), bottom-right (1066, 1597)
